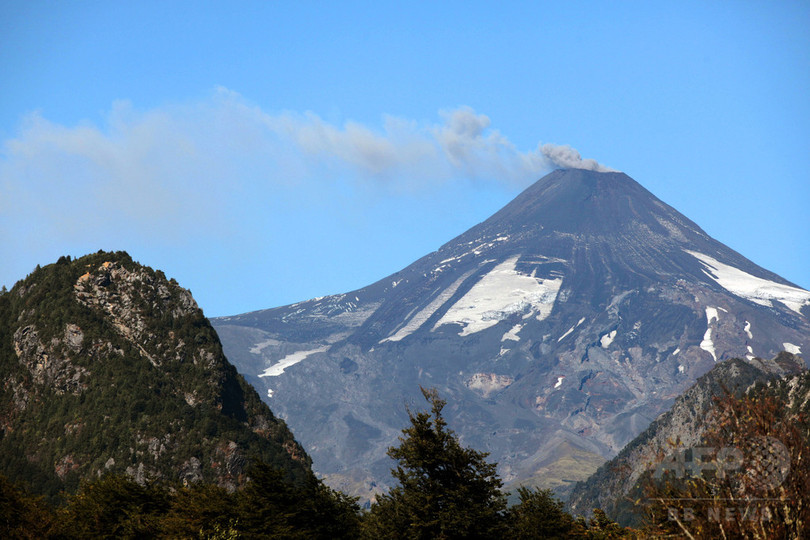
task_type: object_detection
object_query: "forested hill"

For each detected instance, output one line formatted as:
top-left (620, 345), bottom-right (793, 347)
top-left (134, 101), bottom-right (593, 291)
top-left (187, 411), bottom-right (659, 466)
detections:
top-left (0, 251), bottom-right (311, 501)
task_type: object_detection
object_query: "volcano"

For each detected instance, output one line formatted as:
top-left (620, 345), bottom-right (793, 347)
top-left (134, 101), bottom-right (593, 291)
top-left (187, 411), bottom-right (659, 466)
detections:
top-left (212, 168), bottom-right (809, 499)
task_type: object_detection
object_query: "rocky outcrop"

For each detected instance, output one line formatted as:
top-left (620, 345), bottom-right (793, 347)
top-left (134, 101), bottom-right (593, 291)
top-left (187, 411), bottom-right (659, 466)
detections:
top-left (566, 353), bottom-right (805, 522)
top-left (13, 324), bottom-right (88, 394)
top-left (74, 260), bottom-right (198, 367)
top-left (0, 251), bottom-right (313, 499)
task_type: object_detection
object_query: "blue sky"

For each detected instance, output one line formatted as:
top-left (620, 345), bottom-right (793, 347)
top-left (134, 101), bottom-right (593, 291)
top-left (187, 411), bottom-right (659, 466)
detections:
top-left (2, 1), bottom-right (808, 317)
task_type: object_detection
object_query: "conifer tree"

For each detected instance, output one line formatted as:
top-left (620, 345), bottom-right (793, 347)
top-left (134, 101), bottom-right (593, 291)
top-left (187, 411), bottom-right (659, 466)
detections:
top-left (58, 474), bottom-right (168, 538)
top-left (0, 474), bottom-right (57, 539)
top-left (236, 462), bottom-right (360, 539)
top-left (363, 387), bottom-right (506, 539)
top-left (507, 486), bottom-right (575, 539)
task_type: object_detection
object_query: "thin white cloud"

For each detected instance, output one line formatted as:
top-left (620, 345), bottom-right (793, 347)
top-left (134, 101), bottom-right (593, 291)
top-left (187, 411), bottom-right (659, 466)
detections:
top-left (2, 89), bottom-right (614, 199)
top-left (0, 88), bottom-right (614, 289)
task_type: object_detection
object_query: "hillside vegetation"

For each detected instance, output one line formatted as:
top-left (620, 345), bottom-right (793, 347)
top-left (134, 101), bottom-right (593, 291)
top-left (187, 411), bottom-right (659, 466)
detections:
top-left (0, 251), bottom-right (311, 501)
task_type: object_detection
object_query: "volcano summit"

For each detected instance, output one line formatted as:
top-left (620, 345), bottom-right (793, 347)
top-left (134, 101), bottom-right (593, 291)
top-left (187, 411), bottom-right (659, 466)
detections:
top-left (213, 169), bottom-right (808, 499)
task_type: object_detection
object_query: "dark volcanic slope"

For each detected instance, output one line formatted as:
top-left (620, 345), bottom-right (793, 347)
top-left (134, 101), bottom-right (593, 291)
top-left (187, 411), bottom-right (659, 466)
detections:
top-left (0, 251), bottom-right (311, 500)
top-left (213, 169), bottom-right (810, 500)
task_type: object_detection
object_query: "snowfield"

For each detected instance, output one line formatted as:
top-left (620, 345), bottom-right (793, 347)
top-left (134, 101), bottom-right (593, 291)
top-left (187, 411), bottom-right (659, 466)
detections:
top-left (700, 306), bottom-right (719, 361)
top-left (258, 346), bottom-right (329, 377)
top-left (688, 251), bottom-right (810, 314)
top-left (783, 342), bottom-right (802, 355)
top-left (501, 323), bottom-right (524, 342)
top-left (381, 270), bottom-right (475, 343)
top-left (433, 256), bottom-right (563, 336)
top-left (600, 330), bottom-right (617, 348)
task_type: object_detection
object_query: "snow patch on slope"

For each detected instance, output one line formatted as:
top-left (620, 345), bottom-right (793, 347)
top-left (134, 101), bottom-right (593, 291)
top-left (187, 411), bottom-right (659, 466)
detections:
top-left (501, 323), bottom-right (524, 342)
top-left (600, 330), bottom-right (617, 348)
top-left (436, 236), bottom-right (511, 268)
top-left (700, 307), bottom-right (719, 361)
top-left (558, 325), bottom-right (575, 342)
top-left (783, 343), bottom-right (802, 355)
top-left (258, 346), bottom-right (329, 377)
top-left (250, 338), bottom-right (281, 355)
top-left (434, 256), bottom-right (563, 336)
top-left (687, 251), bottom-right (810, 314)
top-left (558, 318), bottom-right (586, 343)
top-left (382, 271), bottom-right (474, 342)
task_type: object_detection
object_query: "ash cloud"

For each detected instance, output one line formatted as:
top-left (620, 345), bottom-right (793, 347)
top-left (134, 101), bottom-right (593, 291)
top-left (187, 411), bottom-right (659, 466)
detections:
top-left (0, 88), bottom-right (621, 312)
top-left (0, 88), bottom-right (615, 289)
top-left (1, 89), bottom-right (614, 204)
top-left (540, 143), bottom-right (616, 172)
top-left (257, 102), bottom-right (616, 185)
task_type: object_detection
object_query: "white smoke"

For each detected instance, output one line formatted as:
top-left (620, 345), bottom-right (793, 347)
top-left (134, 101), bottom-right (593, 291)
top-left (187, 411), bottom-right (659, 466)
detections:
top-left (0, 89), bottom-right (617, 307)
top-left (1, 90), bottom-right (614, 201)
top-left (257, 103), bottom-right (616, 184)
top-left (539, 143), bottom-right (617, 172)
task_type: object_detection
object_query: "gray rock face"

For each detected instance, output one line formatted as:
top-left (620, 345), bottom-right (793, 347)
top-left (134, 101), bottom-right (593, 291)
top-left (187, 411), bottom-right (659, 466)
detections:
top-left (213, 169), bottom-right (810, 500)
top-left (13, 324), bottom-right (88, 394)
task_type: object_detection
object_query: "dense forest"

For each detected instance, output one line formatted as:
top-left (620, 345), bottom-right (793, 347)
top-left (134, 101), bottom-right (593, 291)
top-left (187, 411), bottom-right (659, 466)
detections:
top-left (1, 388), bottom-right (633, 539)
top-left (5, 377), bottom-right (809, 538)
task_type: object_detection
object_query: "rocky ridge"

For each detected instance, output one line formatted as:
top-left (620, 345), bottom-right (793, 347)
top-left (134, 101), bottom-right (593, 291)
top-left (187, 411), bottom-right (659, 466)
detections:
top-left (0, 251), bottom-right (311, 500)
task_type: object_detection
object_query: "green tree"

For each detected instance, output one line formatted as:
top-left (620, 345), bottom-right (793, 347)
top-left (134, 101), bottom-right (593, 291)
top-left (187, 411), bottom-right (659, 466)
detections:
top-left (363, 387), bottom-right (507, 539)
top-left (158, 483), bottom-right (237, 538)
top-left (507, 486), bottom-right (575, 539)
top-left (583, 508), bottom-right (631, 539)
top-left (236, 462), bottom-right (360, 539)
top-left (0, 474), bottom-right (57, 539)
top-left (58, 473), bottom-right (168, 538)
